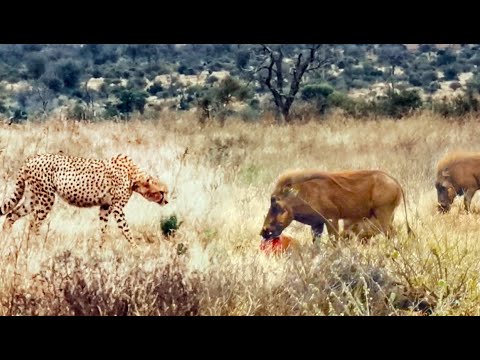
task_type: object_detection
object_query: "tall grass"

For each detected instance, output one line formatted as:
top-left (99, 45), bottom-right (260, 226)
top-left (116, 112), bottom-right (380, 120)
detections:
top-left (1, 112), bottom-right (480, 315)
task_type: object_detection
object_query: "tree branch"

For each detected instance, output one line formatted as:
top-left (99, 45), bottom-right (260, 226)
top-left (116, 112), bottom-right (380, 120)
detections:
top-left (263, 56), bottom-right (284, 109)
top-left (306, 57), bottom-right (333, 73)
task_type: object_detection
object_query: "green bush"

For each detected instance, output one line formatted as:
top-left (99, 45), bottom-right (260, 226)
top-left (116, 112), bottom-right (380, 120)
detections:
top-left (103, 102), bottom-right (119, 118)
top-left (26, 55), bottom-right (46, 79)
top-left (92, 69), bottom-right (102, 78)
top-left (115, 89), bottom-right (148, 116)
top-left (214, 76), bottom-right (253, 104)
top-left (160, 214), bottom-right (183, 237)
top-left (147, 83), bottom-right (164, 96)
top-left (408, 73), bottom-right (422, 87)
top-left (236, 50), bottom-right (250, 70)
top-left (178, 64), bottom-right (195, 75)
top-left (55, 60), bottom-right (81, 89)
top-left (207, 75), bottom-right (219, 84)
top-left (68, 103), bottom-right (86, 120)
top-left (301, 83), bottom-right (334, 101)
top-left (444, 66), bottom-right (458, 81)
top-left (420, 70), bottom-right (438, 86)
top-left (418, 44), bottom-right (433, 53)
top-left (238, 106), bottom-right (261, 122)
top-left (10, 108), bottom-right (28, 123)
top-left (351, 79), bottom-right (369, 89)
top-left (379, 89), bottom-right (423, 118)
top-left (436, 50), bottom-right (456, 66)
top-left (178, 97), bottom-right (191, 111)
top-left (426, 81), bottom-right (441, 94)
top-left (433, 93), bottom-right (479, 117)
top-left (466, 74), bottom-right (480, 94)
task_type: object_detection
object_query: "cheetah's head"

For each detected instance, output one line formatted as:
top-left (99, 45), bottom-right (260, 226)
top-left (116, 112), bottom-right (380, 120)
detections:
top-left (133, 177), bottom-right (169, 206)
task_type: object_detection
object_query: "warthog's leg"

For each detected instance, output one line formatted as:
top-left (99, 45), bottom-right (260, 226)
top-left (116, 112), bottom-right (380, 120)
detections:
top-left (344, 219), bottom-right (366, 239)
top-left (372, 206), bottom-right (396, 238)
top-left (311, 222), bottom-right (324, 243)
top-left (324, 219), bottom-right (340, 241)
top-left (464, 188), bottom-right (477, 212)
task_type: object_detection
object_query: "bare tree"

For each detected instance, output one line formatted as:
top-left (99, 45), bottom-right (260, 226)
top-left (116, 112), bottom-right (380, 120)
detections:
top-left (83, 82), bottom-right (95, 117)
top-left (376, 44), bottom-right (409, 92)
top-left (248, 44), bottom-right (337, 123)
top-left (34, 82), bottom-right (55, 116)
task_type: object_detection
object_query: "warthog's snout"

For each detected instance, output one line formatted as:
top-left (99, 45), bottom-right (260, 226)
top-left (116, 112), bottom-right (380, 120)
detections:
top-left (437, 203), bottom-right (450, 213)
top-left (260, 227), bottom-right (280, 241)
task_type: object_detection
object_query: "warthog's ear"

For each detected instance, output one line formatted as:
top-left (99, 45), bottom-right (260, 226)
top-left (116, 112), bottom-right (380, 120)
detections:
top-left (442, 170), bottom-right (450, 177)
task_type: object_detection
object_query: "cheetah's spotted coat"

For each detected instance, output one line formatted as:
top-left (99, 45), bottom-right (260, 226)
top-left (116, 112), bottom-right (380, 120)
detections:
top-left (0, 153), bottom-right (169, 245)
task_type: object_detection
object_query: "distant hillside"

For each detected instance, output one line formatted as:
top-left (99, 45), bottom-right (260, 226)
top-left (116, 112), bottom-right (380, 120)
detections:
top-left (0, 44), bottom-right (480, 121)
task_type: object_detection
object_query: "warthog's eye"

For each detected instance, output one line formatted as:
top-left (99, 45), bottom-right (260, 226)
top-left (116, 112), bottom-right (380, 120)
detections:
top-left (272, 205), bottom-right (283, 214)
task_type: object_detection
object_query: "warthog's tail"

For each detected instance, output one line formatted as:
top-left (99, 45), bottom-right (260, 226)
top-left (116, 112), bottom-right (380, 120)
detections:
top-left (400, 185), bottom-right (414, 237)
top-left (387, 173), bottom-right (414, 237)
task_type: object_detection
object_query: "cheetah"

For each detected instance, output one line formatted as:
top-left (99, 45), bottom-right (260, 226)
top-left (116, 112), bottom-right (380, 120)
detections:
top-left (0, 153), bottom-right (169, 245)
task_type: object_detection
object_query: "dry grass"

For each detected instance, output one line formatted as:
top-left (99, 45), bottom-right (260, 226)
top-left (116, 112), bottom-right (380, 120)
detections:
top-left (1, 112), bottom-right (480, 315)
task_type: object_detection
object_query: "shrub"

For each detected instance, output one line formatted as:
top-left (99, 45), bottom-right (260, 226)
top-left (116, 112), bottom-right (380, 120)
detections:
top-left (114, 89), bottom-right (149, 116)
top-left (408, 73), bottom-right (422, 87)
top-left (420, 70), bottom-right (438, 86)
top-left (9, 108), bottom-right (28, 123)
top-left (426, 81), bottom-right (441, 94)
top-left (147, 82), bottom-right (164, 96)
top-left (444, 66), bottom-right (459, 81)
top-left (6, 251), bottom-right (200, 316)
top-left (42, 76), bottom-right (63, 93)
top-left (92, 69), bottom-right (102, 78)
top-left (436, 50), bottom-right (456, 66)
top-left (55, 60), bottom-right (81, 89)
top-left (236, 50), bottom-right (250, 69)
top-left (449, 82), bottom-right (462, 91)
top-left (238, 106), bottom-right (261, 122)
top-left (68, 102), bottom-right (86, 120)
top-left (433, 93), bottom-right (479, 117)
top-left (103, 102), bottom-right (119, 118)
top-left (351, 79), bottom-right (369, 89)
top-left (379, 89), bottom-right (423, 118)
top-left (301, 83), bottom-right (334, 101)
top-left (207, 75), bottom-right (219, 84)
top-left (161, 214), bottom-right (183, 237)
top-left (26, 54), bottom-right (46, 79)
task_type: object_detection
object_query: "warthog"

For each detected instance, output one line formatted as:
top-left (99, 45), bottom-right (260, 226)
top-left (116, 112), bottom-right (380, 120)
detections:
top-left (260, 169), bottom-right (412, 242)
top-left (436, 151), bottom-right (480, 213)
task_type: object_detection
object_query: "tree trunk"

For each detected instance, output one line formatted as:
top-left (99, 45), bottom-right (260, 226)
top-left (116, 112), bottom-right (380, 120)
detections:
top-left (281, 104), bottom-right (291, 123)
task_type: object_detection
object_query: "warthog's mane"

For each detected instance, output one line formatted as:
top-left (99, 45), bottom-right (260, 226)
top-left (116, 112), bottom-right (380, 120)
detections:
top-left (274, 169), bottom-right (359, 194)
top-left (437, 151), bottom-right (480, 173)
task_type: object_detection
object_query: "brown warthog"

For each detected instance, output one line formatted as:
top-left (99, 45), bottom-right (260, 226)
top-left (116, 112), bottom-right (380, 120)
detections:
top-left (436, 151), bottom-right (480, 213)
top-left (260, 169), bottom-right (412, 242)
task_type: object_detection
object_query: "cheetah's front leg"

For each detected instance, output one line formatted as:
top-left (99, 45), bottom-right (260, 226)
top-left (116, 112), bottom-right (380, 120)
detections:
top-left (111, 205), bottom-right (137, 246)
top-left (99, 204), bottom-right (112, 248)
